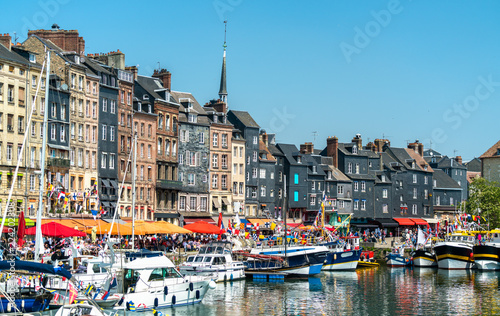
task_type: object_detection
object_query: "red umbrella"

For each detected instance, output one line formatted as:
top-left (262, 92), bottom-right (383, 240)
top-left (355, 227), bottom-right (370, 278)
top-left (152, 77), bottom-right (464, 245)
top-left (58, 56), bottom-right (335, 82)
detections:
top-left (2, 227), bottom-right (13, 233)
top-left (17, 211), bottom-right (26, 247)
top-left (25, 221), bottom-right (87, 238)
top-left (183, 221), bottom-right (221, 234)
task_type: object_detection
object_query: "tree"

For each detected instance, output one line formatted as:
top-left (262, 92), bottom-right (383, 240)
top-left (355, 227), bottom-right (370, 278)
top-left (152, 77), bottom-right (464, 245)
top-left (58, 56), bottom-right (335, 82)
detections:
top-left (465, 177), bottom-right (500, 229)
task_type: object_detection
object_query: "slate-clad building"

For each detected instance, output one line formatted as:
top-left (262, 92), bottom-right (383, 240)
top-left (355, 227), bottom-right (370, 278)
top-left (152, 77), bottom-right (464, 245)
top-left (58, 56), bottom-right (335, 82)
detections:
top-left (257, 132), bottom-right (277, 218)
top-left (268, 141), bottom-right (286, 219)
top-left (228, 110), bottom-right (260, 217)
top-left (424, 148), bottom-right (467, 201)
top-left (432, 169), bottom-right (462, 218)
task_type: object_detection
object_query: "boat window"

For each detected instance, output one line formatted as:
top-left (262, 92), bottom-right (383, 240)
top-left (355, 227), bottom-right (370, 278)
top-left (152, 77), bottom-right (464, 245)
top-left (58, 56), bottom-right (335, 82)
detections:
top-left (204, 257), bottom-right (212, 263)
top-left (186, 256), bottom-right (195, 263)
top-left (92, 265), bottom-right (101, 274)
top-left (216, 247), bottom-right (224, 254)
top-left (163, 267), bottom-right (182, 278)
top-left (123, 269), bottom-right (140, 293)
top-left (206, 246), bottom-right (215, 253)
top-left (195, 256), bottom-right (205, 263)
top-left (149, 268), bottom-right (164, 281)
top-left (494, 234), bottom-right (498, 238)
top-left (199, 247), bottom-right (207, 254)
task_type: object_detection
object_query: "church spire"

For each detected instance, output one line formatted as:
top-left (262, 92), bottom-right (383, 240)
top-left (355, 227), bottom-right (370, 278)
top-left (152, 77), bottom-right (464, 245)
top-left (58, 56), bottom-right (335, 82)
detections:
top-left (218, 21), bottom-right (228, 104)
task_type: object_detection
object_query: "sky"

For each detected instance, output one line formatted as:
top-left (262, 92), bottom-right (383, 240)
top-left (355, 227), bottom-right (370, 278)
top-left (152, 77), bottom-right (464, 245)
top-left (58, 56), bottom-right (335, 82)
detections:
top-left (2, 0), bottom-right (499, 161)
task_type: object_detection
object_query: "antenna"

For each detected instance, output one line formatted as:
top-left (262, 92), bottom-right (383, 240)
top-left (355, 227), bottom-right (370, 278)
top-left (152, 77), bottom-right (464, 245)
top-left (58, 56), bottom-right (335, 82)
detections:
top-left (223, 20), bottom-right (227, 49)
top-left (157, 62), bottom-right (160, 70)
top-left (312, 131), bottom-right (318, 142)
top-left (429, 139), bottom-right (432, 150)
top-left (453, 149), bottom-right (458, 157)
top-left (13, 32), bottom-right (18, 45)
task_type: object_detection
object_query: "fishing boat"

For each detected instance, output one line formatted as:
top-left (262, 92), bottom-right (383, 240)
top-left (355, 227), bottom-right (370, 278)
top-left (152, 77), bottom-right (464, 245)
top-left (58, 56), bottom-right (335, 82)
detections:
top-left (386, 246), bottom-right (411, 267)
top-left (179, 241), bottom-right (245, 282)
top-left (322, 236), bottom-right (362, 271)
top-left (434, 231), bottom-right (475, 270)
top-left (411, 228), bottom-right (437, 267)
top-left (357, 250), bottom-right (379, 268)
top-left (113, 256), bottom-right (216, 311)
top-left (474, 229), bottom-right (500, 270)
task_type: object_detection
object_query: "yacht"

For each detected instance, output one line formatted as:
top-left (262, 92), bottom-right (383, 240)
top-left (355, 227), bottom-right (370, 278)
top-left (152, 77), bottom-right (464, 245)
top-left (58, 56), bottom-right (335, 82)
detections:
top-left (113, 256), bottom-right (216, 311)
top-left (474, 229), bottom-right (500, 270)
top-left (411, 244), bottom-right (437, 267)
top-left (322, 236), bottom-right (361, 271)
top-left (434, 231), bottom-right (475, 270)
top-left (179, 241), bottom-right (245, 282)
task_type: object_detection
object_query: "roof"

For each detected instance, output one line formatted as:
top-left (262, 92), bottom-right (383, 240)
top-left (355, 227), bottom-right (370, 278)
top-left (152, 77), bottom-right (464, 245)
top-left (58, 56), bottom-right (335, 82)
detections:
top-left (428, 156), bottom-right (466, 170)
top-left (423, 148), bottom-right (442, 158)
top-left (480, 140), bottom-right (500, 159)
top-left (171, 91), bottom-right (210, 125)
top-left (0, 43), bottom-right (41, 68)
top-left (136, 75), bottom-right (169, 102)
top-left (229, 110), bottom-right (260, 128)
top-left (405, 148), bottom-right (434, 172)
top-left (467, 171), bottom-right (481, 183)
top-left (83, 56), bottom-right (112, 76)
top-left (259, 140), bottom-right (277, 162)
top-left (276, 143), bottom-right (302, 165)
top-left (123, 255), bottom-right (175, 269)
top-left (433, 169), bottom-right (461, 189)
top-left (465, 157), bottom-right (481, 172)
top-left (320, 163), bottom-right (351, 182)
top-left (335, 143), bottom-right (378, 158)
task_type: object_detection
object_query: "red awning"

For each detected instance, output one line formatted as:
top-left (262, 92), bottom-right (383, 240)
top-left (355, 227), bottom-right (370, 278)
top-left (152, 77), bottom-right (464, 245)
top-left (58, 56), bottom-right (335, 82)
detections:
top-left (286, 223), bottom-right (303, 228)
top-left (393, 218), bottom-right (415, 226)
top-left (411, 218), bottom-right (428, 226)
top-left (184, 217), bottom-right (217, 225)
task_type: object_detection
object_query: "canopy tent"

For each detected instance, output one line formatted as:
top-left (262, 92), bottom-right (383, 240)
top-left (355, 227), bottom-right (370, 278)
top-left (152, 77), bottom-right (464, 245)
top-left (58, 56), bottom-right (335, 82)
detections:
top-left (25, 221), bottom-right (87, 238)
top-left (393, 218), bottom-right (416, 226)
top-left (411, 218), bottom-right (429, 226)
top-left (84, 221), bottom-right (133, 235)
top-left (374, 218), bottom-right (399, 228)
top-left (183, 221), bottom-right (221, 234)
top-left (154, 221), bottom-right (192, 234)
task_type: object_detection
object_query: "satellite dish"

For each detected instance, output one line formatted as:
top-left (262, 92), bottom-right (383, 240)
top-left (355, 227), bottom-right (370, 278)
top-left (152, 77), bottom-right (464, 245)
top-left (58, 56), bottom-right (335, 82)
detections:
top-left (61, 83), bottom-right (68, 91)
top-left (80, 57), bottom-right (86, 63)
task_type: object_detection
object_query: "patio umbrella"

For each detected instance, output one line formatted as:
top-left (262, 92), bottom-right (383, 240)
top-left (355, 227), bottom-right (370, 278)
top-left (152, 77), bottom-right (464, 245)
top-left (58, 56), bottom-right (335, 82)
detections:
top-left (25, 221), bottom-right (87, 238)
top-left (183, 221), bottom-right (221, 234)
top-left (17, 211), bottom-right (26, 247)
top-left (154, 221), bottom-right (192, 234)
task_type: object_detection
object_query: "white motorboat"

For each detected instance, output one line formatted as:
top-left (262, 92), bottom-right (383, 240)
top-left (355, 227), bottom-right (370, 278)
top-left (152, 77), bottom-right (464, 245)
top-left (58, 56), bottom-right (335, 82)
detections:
top-left (434, 231), bottom-right (475, 270)
top-left (113, 256), bottom-right (216, 311)
top-left (474, 229), bottom-right (500, 270)
top-left (179, 241), bottom-right (245, 282)
top-left (53, 303), bottom-right (113, 316)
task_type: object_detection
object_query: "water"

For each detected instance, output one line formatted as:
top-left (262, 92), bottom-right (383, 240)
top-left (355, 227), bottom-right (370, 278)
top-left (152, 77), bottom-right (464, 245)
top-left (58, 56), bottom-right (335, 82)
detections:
top-left (48, 266), bottom-right (500, 316)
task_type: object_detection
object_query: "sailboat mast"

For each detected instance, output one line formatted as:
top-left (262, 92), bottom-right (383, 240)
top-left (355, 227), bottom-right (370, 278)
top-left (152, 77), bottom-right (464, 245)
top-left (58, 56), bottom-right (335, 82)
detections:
top-left (35, 49), bottom-right (50, 261)
top-left (131, 133), bottom-right (137, 250)
top-left (284, 175), bottom-right (287, 255)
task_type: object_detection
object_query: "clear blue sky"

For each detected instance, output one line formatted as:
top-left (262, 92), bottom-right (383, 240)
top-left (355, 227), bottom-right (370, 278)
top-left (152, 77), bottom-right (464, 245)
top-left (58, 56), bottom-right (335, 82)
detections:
top-left (3, 0), bottom-right (499, 161)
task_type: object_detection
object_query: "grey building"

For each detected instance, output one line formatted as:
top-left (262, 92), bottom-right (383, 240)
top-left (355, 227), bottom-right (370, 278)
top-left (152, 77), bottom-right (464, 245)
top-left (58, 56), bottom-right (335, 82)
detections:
top-left (227, 110), bottom-right (260, 217)
top-left (257, 131), bottom-right (277, 218)
top-left (268, 141), bottom-right (286, 219)
top-left (432, 169), bottom-right (462, 217)
top-left (426, 154), bottom-right (467, 201)
top-left (83, 58), bottom-right (119, 217)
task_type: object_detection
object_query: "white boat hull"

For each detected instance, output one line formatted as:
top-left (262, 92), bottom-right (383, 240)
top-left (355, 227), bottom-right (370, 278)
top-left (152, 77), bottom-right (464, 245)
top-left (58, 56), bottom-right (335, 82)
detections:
top-left (413, 257), bottom-right (437, 267)
top-left (437, 258), bottom-right (474, 270)
top-left (180, 266), bottom-right (245, 282)
top-left (474, 259), bottom-right (500, 270)
top-left (322, 260), bottom-right (358, 271)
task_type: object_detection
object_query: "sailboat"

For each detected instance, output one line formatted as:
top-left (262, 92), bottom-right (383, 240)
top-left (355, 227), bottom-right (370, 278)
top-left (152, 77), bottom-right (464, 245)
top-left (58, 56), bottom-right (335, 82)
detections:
top-left (411, 227), bottom-right (437, 267)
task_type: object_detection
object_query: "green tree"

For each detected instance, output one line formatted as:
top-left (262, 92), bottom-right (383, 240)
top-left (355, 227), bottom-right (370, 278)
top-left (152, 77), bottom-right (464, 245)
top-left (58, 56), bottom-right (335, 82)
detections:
top-left (466, 177), bottom-right (500, 229)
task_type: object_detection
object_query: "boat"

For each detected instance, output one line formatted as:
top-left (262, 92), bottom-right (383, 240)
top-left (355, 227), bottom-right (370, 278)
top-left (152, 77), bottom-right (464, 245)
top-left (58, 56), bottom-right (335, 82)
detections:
top-left (179, 241), bottom-right (245, 282)
top-left (113, 255), bottom-right (216, 311)
top-left (386, 246), bottom-right (411, 267)
top-left (322, 236), bottom-right (362, 271)
top-left (53, 302), bottom-right (114, 316)
top-left (357, 250), bottom-right (379, 268)
top-left (237, 240), bottom-right (329, 276)
top-left (411, 228), bottom-right (437, 267)
top-left (434, 231), bottom-right (475, 270)
top-left (474, 229), bottom-right (500, 270)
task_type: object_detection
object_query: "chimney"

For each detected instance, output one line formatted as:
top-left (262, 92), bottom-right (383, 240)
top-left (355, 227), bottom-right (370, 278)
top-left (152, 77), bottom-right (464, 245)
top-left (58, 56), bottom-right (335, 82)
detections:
top-left (125, 66), bottom-right (138, 81)
top-left (152, 68), bottom-right (171, 91)
top-left (208, 99), bottom-right (227, 114)
top-left (260, 130), bottom-right (268, 147)
top-left (326, 136), bottom-right (338, 168)
top-left (0, 33), bottom-right (12, 51)
top-left (408, 140), bottom-right (423, 156)
top-left (300, 142), bottom-right (314, 154)
top-left (28, 29), bottom-right (85, 55)
top-left (352, 133), bottom-right (362, 149)
top-left (455, 156), bottom-right (462, 165)
top-left (365, 142), bottom-right (376, 152)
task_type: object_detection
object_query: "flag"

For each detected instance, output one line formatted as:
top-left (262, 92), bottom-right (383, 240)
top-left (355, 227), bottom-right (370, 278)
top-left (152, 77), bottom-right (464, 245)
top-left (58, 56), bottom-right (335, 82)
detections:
top-left (75, 204), bottom-right (82, 214)
top-left (217, 212), bottom-right (223, 240)
top-left (101, 291), bottom-right (110, 301)
top-left (85, 284), bottom-right (93, 295)
top-left (252, 233), bottom-right (258, 241)
top-left (68, 283), bottom-right (78, 304)
top-left (226, 220), bottom-right (233, 235)
top-left (93, 288), bottom-right (101, 300)
top-left (91, 210), bottom-right (98, 221)
top-left (58, 191), bottom-right (65, 200)
top-left (47, 183), bottom-right (54, 198)
top-left (17, 211), bottom-right (26, 248)
top-left (108, 275), bottom-right (117, 291)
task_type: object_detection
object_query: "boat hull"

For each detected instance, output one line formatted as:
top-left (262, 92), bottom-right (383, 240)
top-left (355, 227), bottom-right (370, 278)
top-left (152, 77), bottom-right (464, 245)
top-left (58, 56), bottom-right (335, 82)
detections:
top-left (386, 253), bottom-right (410, 267)
top-left (411, 249), bottom-right (437, 267)
top-left (322, 249), bottom-right (361, 271)
top-left (180, 265), bottom-right (246, 282)
top-left (435, 243), bottom-right (474, 270)
top-left (474, 245), bottom-right (500, 270)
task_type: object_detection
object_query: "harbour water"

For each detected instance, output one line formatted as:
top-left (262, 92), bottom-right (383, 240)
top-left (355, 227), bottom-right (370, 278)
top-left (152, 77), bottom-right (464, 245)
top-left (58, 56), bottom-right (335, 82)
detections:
top-left (45, 265), bottom-right (500, 316)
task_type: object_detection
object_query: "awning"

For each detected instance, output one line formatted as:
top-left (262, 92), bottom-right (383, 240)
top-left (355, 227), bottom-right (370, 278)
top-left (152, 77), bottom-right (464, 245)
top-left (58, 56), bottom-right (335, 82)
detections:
top-left (184, 217), bottom-right (216, 225)
top-left (247, 218), bottom-right (271, 226)
top-left (221, 197), bottom-right (230, 205)
top-left (353, 224), bottom-right (379, 228)
top-left (110, 202), bottom-right (117, 208)
top-left (375, 218), bottom-right (398, 228)
top-left (212, 199), bottom-right (221, 209)
top-left (109, 180), bottom-right (118, 189)
top-left (101, 179), bottom-right (110, 188)
top-left (154, 212), bottom-right (179, 219)
top-left (411, 218), bottom-right (428, 226)
top-left (102, 201), bottom-right (111, 207)
top-left (47, 143), bottom-right (70, 150)
top-left (393, 218), bottom-right (415, 226)
top-left (424, 218), bottom-right (440, 224)
top-left (287, 223), bottom-right (303, 228)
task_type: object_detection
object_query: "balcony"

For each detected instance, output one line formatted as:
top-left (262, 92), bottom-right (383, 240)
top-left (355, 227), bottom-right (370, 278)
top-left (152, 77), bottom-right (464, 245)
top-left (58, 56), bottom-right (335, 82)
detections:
top-left (156, 179), bottom-right (182, 190)
top-left (47, 157), bottom-right (70, 168)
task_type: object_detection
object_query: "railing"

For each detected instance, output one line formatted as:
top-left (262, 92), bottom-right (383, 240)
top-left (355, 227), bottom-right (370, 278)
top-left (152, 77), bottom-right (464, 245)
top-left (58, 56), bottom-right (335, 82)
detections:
top-left (156, 179), bottom-right (183, 190)
top-left (47, 157), bottom-right (70, 168)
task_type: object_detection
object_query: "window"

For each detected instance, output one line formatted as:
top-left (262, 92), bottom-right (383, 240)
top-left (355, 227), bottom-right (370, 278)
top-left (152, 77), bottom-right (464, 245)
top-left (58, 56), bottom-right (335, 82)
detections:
top-left (361, 200), bottom-right (366, 211)
top-left (158, 114), bottom-right (163, 129)
top-left (424, 176), bottom-right (428, 185)
top-left (109, 154), bottom-right (115, 169)
top-left (354, 199), bottom-right (359, 210)
top-left (6, 144), bottom-right (12, 161)
top-left (7, 85), bottom-right (14, 102)
top-left (101, 153), bottom-right (107, 168)
top-left (239, 147), bottom-right (243, 158)
top-left (221, 134), bottom-right (227, 147)
top-left (424, 189), bottom-right (428, 200)
top-left (253, 151), bottom-right (258, 162)
top-left (221, 155), bottom-right (227, 169)
top-left (355, 163), bottom-right (360, 174)
top-left (239, 182), bottom-right (244, 194)
top-left (50, 123), bottom-right (56, 140)
top-left (51, 103), bottom-right (57, 118)
top-left (412, 204), bottom-right (417, 215)
top-left (253, 136), bottom-right (258, 145)
top-left (382, 189), bottom-right (388, 198)
top-left (354, 181), bottom-right (358, 191)
top-left (101, 125), bottom-right (107, 140)
top-left (148, 145), bottom-right (152, 158)
top-left (92, 102), bottom-right (97, 118)
top-left (30, 174), bottom-right (36, 191)
top-left (110, 100), bottom-right (116, 114)
top-left (79, 76), bottom-right (83, 91)
top-left (92, 151), bottom-right (96, 169)
top-left (199, 132), bottom-right (205, 144)
top-left (102, 98), bottom-right (107, 112)
top-left (294, 191), bottom-right (299, 202)
top-left (436, 195), bottom-right (441, 206)
top-left (352, 145), bottom-right (358, 154)
top-left (140, 143), bottom-right (144, 158)
top-left (252, 168), bottom-right (257, 179)
top-left (233, 163), bottom-right (237, 174)
top-left (261, 186), bottom-right (266, 197)
top-left (212, 154), bottom-right (218, 168)
top-left (200, 197), bottom-right (207, 211)
top-left (383, 204), bottom-right (388, 213)
top-left (221, 175), bottom-right (227, 189)
top-left (337, 185), bottom-right (344, 194)
top-left (188, 174), bottom-right (195, 186)
top-left (413, 188), bottom-right (417, 199)
top-left (77, 148), bottom-right (83, 167)
top-left (347, 162), bottom-right (353, 174)
top-left (413, 174), bottom-right (417, 184)
top-left (310, 195), bottom-right (316, 205)
top-left (212, 133), bottom-right (218, 147)
top-left (179, 196), bottom-right (186, 210)
top-left (212, 174), bottom-right (218, 189)
top-left (450, 197), bottom-right (454, 206)
top-left (260, 169), bottom-right (266, 179)
top-left (60, 125), bottom-right (66, 142)
top-left (361, 181), bottom-right (366, 192)
top-left (110, 126), bottom-right (115, 142)
top-left (294, 173), bottom-right (299, 184)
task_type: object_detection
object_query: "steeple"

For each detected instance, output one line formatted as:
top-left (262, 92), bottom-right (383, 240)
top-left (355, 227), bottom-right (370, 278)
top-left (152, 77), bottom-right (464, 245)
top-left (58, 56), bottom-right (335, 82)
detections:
top-left (218, 21), bottom-right (228, 104)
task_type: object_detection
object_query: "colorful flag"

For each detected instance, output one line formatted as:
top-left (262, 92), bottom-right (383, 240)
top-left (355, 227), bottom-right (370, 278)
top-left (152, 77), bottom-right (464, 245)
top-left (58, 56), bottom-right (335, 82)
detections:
top-left (58, 191), bottom-right (65, 200)
top-left (217, 212), bottom-right (223, 240)
top-left (85, 284), bottom-right (93, 295)
top-left (101, 291), bottom-right (110, 301)
top-left (226, 220), bottom-right (233, 235)
top-left (93, 288), bottom-right (101, 300)
top-left (68, 283), bottom-right (78, 304)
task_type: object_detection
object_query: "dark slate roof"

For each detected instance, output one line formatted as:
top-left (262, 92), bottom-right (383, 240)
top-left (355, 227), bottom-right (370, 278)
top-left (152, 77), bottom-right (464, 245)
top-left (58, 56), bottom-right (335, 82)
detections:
top-left (229, 110), bottom-right (260, 128)
top-left (268, 144), bottom-right (284, 157)
top-left (423, 148), bottom-right (442, 158)
top-left (433, 169), bottom-right (461, 189)
top-left (303, 154), bottom-right (325, 176)
top-left (372, 171), bottom-right (392, 184)
top-left (434, 156), bottom-right (466, 170)
top-left (346, 173), bottom-right (376, 181)
top-left (0, 44), bottom-right (38, 67)
top-left (387, 147), bottom-right (414, 170)
top-left (83, 56), bottom-right (113, 75)
top-left (171, 91), bottom-right (210, 125)
top-left (337, 143), bottom-right (379, 158)
top-left (136, 75), bottom-right (168, 101)
top-left (276, 143), bottom-right (301, 165)
top-left (465, 157), bottom-right (481, 172)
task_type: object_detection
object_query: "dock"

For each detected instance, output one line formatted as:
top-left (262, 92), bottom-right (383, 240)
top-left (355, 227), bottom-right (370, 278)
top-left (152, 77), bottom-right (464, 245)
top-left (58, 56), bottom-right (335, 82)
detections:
top-left (245, 271), bottom-right (286, 282)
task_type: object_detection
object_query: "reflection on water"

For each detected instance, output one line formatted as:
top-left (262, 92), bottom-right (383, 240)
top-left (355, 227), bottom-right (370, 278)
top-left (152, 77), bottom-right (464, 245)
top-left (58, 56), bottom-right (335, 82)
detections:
top-left (46, 267), bottom-right (500, 316)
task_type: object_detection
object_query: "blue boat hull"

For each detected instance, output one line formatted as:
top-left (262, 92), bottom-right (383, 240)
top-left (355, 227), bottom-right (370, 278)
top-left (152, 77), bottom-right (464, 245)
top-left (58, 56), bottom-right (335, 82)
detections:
top-left (0, 296), bottom-right (51, 313)
top-left (323, 249), bottom-right (362, 271)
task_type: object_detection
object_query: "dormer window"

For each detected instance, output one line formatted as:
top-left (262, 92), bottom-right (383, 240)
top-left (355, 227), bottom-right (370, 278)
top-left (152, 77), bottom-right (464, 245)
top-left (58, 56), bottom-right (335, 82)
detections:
top-left (352, 145), bottom-right (358, 154)
top-left (381, 175), bottom-right (386, 182)
top-left (328, 171), bottom-right (332, 179)
top-left (213, 114), bottom-right (217, 123)
top-left (312, 166), bottom-right (317, 173)
top-left (29, 53), bottom-right (36, 63)
top-left (297, 156), bottom-right (302, 163)
top-left (148, 104), bottom-right (152, 113)
top-left (188, 114), bottom-right (197, 123)
top-left (497, 148), bottom-right (500, 155)
top-left (137, 102), bottom-right (142, 112)
top-left (187, 102), bottom-right (193, 109)
top-left (412, 162), bottom-right (416, 169)
top-left (143, 94), bottom-right (149, 100)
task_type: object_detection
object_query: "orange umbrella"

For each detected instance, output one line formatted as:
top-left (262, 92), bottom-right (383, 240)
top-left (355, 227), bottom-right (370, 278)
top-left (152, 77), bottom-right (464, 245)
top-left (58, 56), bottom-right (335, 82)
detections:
top-left (183, 221), bottom-right (221, 234)
top-left (154, 221), bottom-right (192, 234)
